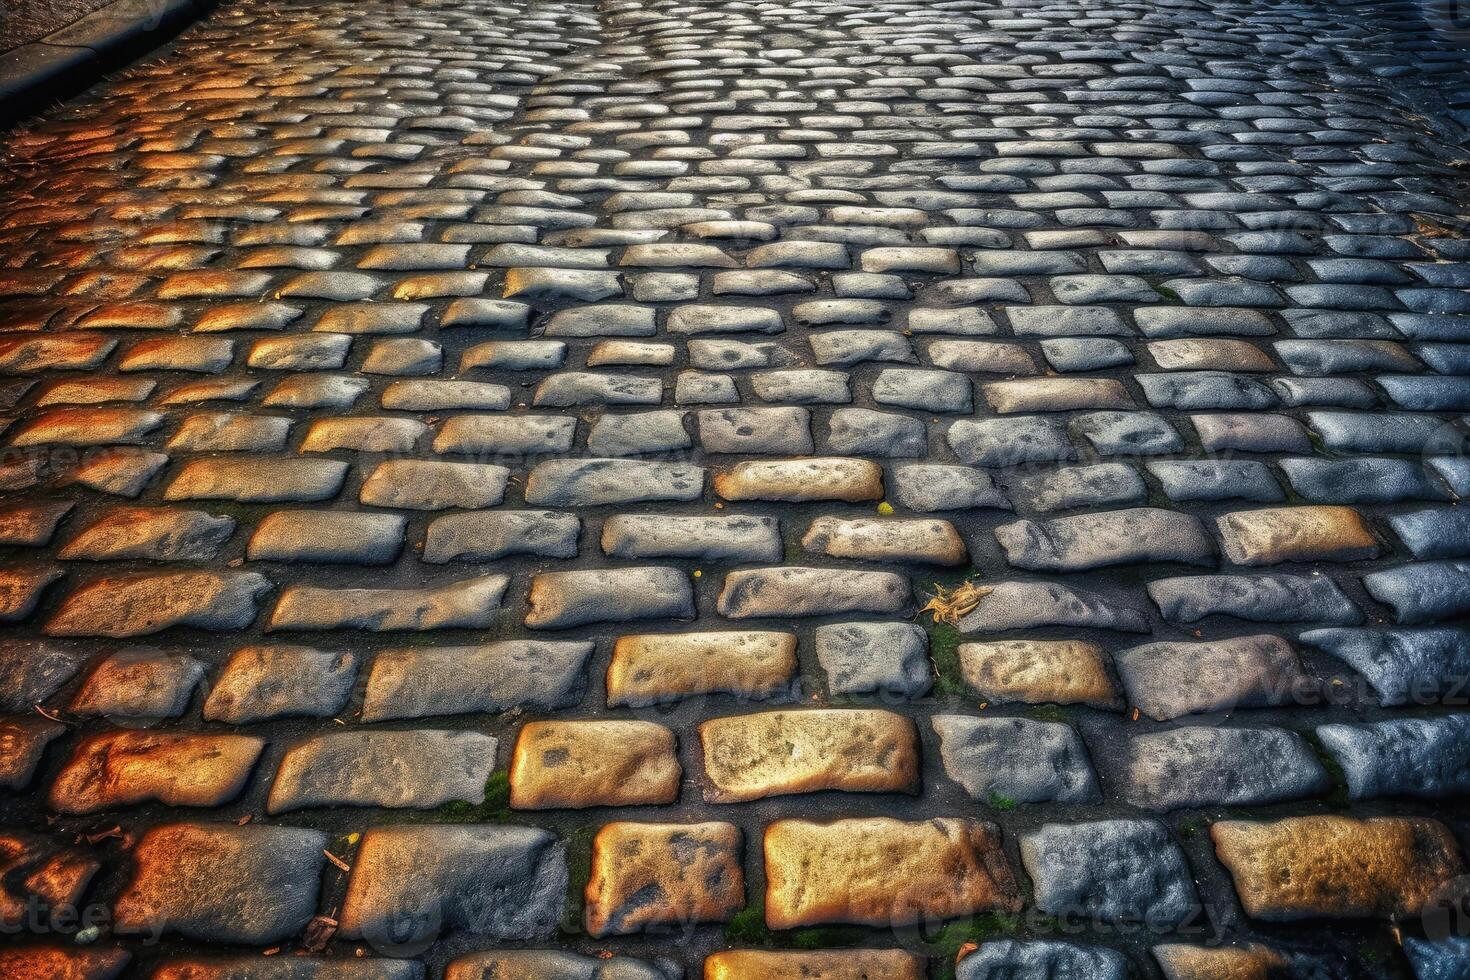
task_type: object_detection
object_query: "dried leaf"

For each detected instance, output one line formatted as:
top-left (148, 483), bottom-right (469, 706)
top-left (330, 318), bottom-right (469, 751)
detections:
top-left (919, 580), bottom-right (991, 625)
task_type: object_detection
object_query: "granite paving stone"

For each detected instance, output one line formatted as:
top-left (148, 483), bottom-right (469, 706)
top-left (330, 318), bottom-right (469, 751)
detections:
top-left (340, 824), bottom-right (566, 946)
top-left (360, 641), bottom-right (592, 722)
top-left (510, 720), bottom-right (680, 809)
top-left (1119, 726), bottom-right (1330, 810)
top-left (1020, 819), bottom-right (1199, 926)
top-left (1113, 634), bottom-right (1315, 720)
top-left (699, 709), bottom-right (919, 802)
top-left (114, 823), bottom-right (327, 944)
top-left (763, 818), bottom-right (1019, 929)
top-left (1316, 715), bottom-right (1470, 801)
top-left (267, 730), bottom-right (497, 813)
top-left (1212, 815), bottom-right (1464, 920)
top-left (585, 822), bottom-right (743, 937)
top-left (956, 941), bottom-right (1129, 980)
top-left (934, 716), bottom-right (1100, 805)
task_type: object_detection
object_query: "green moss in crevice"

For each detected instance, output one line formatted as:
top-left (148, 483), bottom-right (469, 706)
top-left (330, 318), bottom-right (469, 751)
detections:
top-left (436, 770), bottom-right (512, 823)
top-left (725, 900), bottom-right (777, 945)
top-left (1304, 731), bottom-right (1351, 806)
top-left (926, 620), bottom-right (967, 696)
top-left (558, 824), bottom-right (598, 936)
top-left (1024, 704), bottom-right (1070, 724)
top-left (987, 792), bottom-right (1018, 812)
top-left (928, 912), bottom-right (1025, 980)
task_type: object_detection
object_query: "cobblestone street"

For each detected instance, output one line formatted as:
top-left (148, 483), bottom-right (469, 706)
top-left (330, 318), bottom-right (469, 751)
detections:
top-left (3, 0), bottom-right (1470, 976)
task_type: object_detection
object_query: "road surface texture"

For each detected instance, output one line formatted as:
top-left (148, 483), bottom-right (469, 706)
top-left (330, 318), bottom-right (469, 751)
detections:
top-left (1, 0), bottom-right (1470, 977)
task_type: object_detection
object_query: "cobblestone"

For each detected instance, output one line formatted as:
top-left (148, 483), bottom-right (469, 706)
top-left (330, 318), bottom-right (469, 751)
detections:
top-left (2, 0), bottom-right (1469, 971)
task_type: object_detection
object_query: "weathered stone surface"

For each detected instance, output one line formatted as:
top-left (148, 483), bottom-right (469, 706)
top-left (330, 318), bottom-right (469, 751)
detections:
top-left (50, 731), bottom-right (264, 814)
top-left (0, 831), bottom-right (99, 928)
top-left (717, 567), bottom-right (909, 618)
top-left (958, 640), bottom-right (1123, 711)
top-left (1363, 561), bottom-right (1470, 625)
top-left (714, 458), bottom-right (881, 502)
top-left (995, 507), bottom-right (1213, 572)
top-left (1151, 943), bottom-right (1296, 980)
top-left (588, 410), bottom-right (690, 456)
top-left (585, 822), bottom-right (744, 937)
top-left (0, 947), bottom-right (129, 980)
top-left (892, 465), bottom-right (1011, 512)
top-left (814, 622), bottom-right (930, 697)
top-left (1215, 506), bottom-right (1379, 566)
top-left (153, 959), bottom-right (422, 980)
top-left (705, 951), bottom-right (926, 980)
top-left (165, 459), bottom-right (347, 503)
top-left (0, 642), bottom-right (86, 711)
top-left (1211, 815), bottom-right (1464, 920)
top-left (425, 511), bottom-right (580, 562)
top-left (764, 818), bottom-right (1018, 929)
top-left (248, 511), bottom-right (405, 564)
top-left (934, 715), bottom-right (1100, 805)
top-left (607, 631), bottom-right (798, 706)
top-left (361, 641), bottom-right (592, 722)
top-left (700, 709), bottom-right (919, 803)
top-left (114, 823), bottom-right (326, 944)
top-left (526, 567), bottom-right (693, 628)
top-left (445, 952), bottom-right (671, 980)
top-left (1120, 727), bottom-right (1329, 810)
top-left (1021, 819), bottom-right (1199, 925)
top-left (1301, 627), bottom-right (1470, 706)
top-left (267, 730), bottom-right (496, 813)
top-left (698, 407), bottom-right (812, 455)
top-left (1404, 937), bottom-right (1470, 980)
top-left (1147, 574), bottom-right (1360, 625)
top-left (69, 650), bottom-right (205, 719)
top-left (58, 507), bottom-right (233, 562)
top-left (956, 581), bottom-right (1149, 634)
top-left (46, 572), bottom-right (270, 637)
top-left (203, 645), bottom-right (356, 723)
top-left (435, 415), bottom-right (575, 456)
top-left (0, 715), bottom-right (64, 789)
top-left (803, 517), bottom-right (966, 566)
top-left (602, 514), bottom-right (780, 562)
top-left (0, 566), bottom-right (63, 622)
top-left (525, 459), bottom-right (704, 506)
top-left (269, 575), bottom-right (509, 632)
top-left (957, 941), bottom-right (1129, 980)
top-left (1316, 715), bottom-right (1470, 800)
top-left (360, 461), bottom-right (508, 511)
top-left (510, 720), bottom-right (680, 809)
top-left (340, 824), bottom-right (566, 945)
top-left (1114, 635), bottom-right (1313, 720)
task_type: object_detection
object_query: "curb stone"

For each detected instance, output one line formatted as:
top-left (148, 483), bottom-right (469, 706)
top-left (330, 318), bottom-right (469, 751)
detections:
top-left (0, 0), bottom-right (214, 126)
